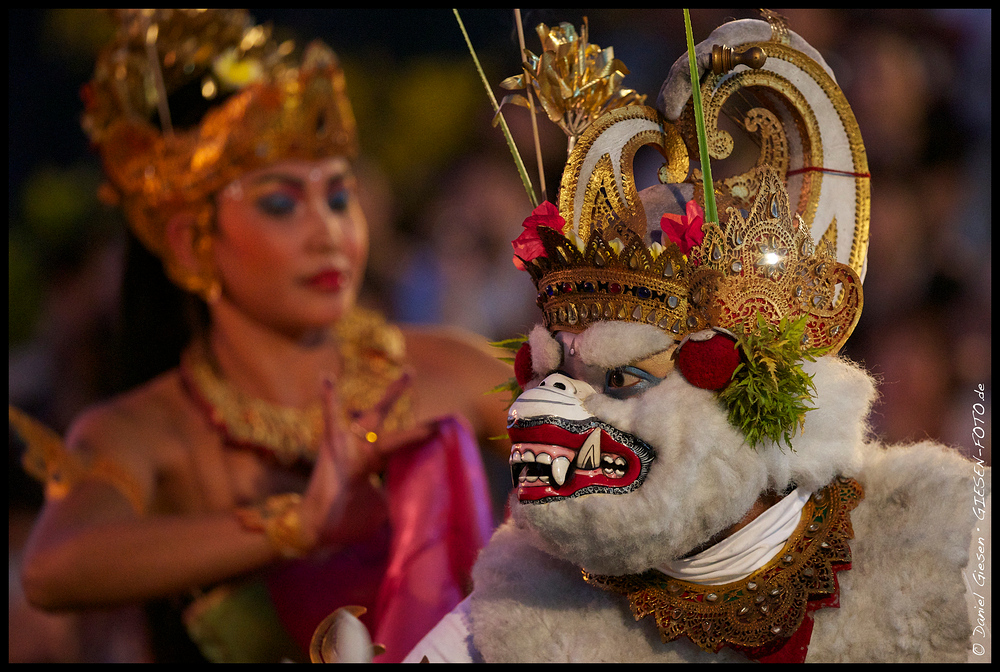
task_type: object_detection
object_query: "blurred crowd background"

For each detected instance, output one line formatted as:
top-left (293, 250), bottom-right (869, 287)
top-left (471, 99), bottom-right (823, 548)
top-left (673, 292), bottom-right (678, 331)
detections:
top-left (9, 9), bottom-right (991, 662)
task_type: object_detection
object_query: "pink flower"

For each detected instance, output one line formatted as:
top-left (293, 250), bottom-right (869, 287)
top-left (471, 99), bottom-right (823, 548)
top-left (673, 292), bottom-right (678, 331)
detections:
top-left (660, 199), bottom-right (706, 256)
top-left (512, 201), bottom-right (567, 270)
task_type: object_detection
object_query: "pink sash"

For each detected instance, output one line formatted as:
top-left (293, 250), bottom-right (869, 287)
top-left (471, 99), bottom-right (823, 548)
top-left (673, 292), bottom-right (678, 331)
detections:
top-left (266, 416), bottom-right (495, 662)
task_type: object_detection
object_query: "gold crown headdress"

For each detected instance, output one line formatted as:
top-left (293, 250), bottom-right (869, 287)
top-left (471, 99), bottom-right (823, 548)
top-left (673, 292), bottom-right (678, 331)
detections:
top-left (83, 9), bottom-right (357, 296)
top-left (483, 10), bottom-right (871, 447)
top-left (510, 13), bottom-right (868, 355)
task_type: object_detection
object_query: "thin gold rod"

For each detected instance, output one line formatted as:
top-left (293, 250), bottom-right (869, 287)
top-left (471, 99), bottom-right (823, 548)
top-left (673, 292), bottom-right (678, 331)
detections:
top-left (144, 19), bottom-right (174, 138)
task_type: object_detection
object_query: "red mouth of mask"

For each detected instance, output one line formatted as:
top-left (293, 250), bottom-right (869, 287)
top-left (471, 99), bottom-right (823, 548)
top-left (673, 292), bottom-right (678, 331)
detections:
top-left (508, 418), bottom-right (655, 503)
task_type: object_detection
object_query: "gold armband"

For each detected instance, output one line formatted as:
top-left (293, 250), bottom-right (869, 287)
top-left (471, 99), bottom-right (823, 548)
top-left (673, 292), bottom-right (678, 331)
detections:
top-left (235, 493), bottom-right (313, 559)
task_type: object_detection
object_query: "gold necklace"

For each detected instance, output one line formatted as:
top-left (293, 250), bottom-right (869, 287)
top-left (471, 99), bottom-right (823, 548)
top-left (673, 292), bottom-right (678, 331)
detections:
top-left (583, 476), bottom-right (863, 658)
top-left (180, 307), bottom-right (414, 468)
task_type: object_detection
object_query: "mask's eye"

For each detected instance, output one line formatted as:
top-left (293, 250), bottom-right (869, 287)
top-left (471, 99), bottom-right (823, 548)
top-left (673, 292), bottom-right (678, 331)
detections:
top-left (256, 192), bottom-right (297, 217)
top-left (605, 366), bottom-right (663, 399)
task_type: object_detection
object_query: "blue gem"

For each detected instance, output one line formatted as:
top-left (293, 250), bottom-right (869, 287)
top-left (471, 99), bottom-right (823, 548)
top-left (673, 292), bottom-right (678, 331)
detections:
top-left (637, 286), bottom-right (652, 300)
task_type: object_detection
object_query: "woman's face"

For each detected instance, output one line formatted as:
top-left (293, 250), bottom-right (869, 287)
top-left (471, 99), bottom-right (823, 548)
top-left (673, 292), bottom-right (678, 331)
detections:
top-left (212, 157), bottom-right (368, 337)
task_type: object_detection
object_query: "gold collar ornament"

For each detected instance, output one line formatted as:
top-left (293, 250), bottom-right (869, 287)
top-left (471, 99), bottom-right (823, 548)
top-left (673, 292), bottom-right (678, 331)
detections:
top-left (583, 476), bottom-right (863, 660)
top-left (180, 308), bottom-right (413, 468)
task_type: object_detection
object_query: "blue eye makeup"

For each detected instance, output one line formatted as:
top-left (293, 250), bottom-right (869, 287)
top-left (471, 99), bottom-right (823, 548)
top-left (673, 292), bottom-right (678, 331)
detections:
top-left (604, 365), bottom-right (664, 400)
top-left (327, 188), bottom-right (349, 212)
top-left (256, 192), bottom-right (297, 217)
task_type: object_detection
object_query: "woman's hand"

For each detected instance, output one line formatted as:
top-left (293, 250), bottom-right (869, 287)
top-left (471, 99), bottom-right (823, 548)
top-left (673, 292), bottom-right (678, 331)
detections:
top-left (298, 372), bottom-right (434, 551)
top-left (298, 379), bottom-right (380, 550)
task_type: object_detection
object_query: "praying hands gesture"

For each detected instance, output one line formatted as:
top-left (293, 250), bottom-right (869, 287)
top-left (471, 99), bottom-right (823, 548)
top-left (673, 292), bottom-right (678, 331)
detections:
top-left (295, 373), bottom-right (429, 554)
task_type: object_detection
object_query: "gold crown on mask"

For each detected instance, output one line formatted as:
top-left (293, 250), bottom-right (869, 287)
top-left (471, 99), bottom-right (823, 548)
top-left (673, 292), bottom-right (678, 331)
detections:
top-left (82, 9), bottom-right (357, 295)
top-left (512, 10), bottom-right (870, 356)
top-left (521, 103), bottom-right (862, 355)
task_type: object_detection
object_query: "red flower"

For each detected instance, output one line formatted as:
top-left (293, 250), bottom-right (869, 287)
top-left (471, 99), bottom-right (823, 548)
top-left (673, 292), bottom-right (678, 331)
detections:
top-left (660, 199), bottom-right (706, 256)
top-left (512, 201), bottom-right (567, 270)
top-left (514, 342), bottom-right (533, 389)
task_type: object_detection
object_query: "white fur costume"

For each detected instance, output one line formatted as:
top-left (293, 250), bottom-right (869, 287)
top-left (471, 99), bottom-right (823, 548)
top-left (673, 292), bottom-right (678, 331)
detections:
top-left (405, 328), bottom-right (988, 663)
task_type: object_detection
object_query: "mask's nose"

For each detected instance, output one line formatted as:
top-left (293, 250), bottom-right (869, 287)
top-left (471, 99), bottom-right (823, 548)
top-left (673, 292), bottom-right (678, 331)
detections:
top-left (508, 373), bottom-right (598, 426)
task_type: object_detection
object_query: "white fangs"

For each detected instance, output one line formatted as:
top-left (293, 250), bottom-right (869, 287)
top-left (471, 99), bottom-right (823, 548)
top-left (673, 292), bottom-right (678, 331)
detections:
top-left (510, 431), bottom-right (626, 490)
top-left (551, 456), bottom-right (570, 486)
top-left (576, 430), bottom-right (601, 470)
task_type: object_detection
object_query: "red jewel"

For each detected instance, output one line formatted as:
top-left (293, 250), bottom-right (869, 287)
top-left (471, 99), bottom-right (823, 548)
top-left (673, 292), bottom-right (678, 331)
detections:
top-left (609, 283), bottom-right (622, 294)
top-left (561, 282), bottom-right (574, 293)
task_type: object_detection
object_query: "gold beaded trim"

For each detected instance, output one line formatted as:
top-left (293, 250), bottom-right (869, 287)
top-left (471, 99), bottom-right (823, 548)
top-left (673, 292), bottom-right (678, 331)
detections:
top-left (583, 476), bottom-right (863, 655)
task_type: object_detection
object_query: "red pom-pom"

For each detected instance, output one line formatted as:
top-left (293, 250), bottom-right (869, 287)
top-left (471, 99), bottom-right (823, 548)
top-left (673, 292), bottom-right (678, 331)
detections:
top-left (676, 333), bottom-right (741, 390)
top-left (514, 342), bottom-right (533, 389)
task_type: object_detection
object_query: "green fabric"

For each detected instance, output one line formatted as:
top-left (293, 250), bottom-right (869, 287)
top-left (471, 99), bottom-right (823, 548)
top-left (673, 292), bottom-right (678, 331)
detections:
top-left (184, 581), bottom-right (304, 663)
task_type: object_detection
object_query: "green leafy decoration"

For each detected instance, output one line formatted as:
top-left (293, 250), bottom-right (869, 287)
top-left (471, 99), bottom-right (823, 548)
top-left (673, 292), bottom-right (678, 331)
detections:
top-left (719, 313), bottom-right (825, 450)
top-left (488, 334), bottom-right (530, 410)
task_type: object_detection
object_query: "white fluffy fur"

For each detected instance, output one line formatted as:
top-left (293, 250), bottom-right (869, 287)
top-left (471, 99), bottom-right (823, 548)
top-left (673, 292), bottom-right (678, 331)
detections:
top-left (807, 440), bottom-right (984, 662)
top-left (512, 352), bottom-right (873, 575)
top-left (468, 321), bottom-right (986, 662)
top-left (575, 321), bottom-right (675, 370)
top-left (528, 324), bottom-right (562, 380)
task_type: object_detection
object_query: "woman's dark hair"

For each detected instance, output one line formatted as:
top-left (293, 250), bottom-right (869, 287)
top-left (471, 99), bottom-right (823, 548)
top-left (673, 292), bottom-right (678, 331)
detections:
top-left (118, 230), bottom-right (210, 390)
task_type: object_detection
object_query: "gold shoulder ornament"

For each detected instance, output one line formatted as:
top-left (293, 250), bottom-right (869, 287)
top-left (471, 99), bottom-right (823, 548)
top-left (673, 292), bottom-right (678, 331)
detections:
top-left (583, 477), bottom-right (864, 659)
top-left (9, 405), bottom-right (145, 513)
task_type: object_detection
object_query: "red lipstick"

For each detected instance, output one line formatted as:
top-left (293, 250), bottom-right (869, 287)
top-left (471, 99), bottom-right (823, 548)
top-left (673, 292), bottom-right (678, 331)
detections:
top-left (305, 269), bottom-right (346, 291)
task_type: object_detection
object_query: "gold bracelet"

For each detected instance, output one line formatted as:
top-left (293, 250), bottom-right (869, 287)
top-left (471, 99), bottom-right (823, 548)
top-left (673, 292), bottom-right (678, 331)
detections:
top-left (235, 493), bottom-right (313, 559)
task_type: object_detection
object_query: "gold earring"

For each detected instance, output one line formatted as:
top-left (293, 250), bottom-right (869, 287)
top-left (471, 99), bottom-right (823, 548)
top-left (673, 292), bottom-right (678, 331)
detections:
top-left (202, 278), bottom-right (222, 304)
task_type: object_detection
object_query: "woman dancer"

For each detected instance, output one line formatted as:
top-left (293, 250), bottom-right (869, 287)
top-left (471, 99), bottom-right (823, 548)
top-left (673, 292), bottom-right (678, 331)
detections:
top-left (18, 9), bottom-right (510, 663)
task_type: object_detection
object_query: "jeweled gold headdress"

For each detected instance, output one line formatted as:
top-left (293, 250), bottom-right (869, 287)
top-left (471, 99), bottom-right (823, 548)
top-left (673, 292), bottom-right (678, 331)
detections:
top-left (489, 11), bottom-right (871, 447)
top-left (511, 14), bottom-right (867, 354)
top-left (83, 9), bottom-right (357, 295)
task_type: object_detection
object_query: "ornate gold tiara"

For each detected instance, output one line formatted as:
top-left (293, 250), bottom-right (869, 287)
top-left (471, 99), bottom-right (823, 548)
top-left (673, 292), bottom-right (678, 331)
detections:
top-left (509, 14), bottom-right (869, 355)
top-left (690, 168), bottom-right (862, 353)
top-left (82, 9), bottom-right (357, 292)
top-left (526, 158), bottom-right (861, 353)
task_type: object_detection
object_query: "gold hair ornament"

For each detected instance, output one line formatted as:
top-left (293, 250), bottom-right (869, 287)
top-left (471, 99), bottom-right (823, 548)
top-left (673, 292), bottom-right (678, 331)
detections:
top-left (83, 9), bottom-right (358, 292)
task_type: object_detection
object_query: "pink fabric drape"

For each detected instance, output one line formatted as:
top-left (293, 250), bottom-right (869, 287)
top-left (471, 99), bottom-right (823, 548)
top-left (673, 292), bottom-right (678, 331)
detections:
top-left (266, 416), bottom-right (495, 662)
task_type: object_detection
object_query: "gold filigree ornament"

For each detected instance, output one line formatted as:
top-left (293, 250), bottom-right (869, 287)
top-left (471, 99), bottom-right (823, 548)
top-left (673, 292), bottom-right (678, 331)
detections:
top-left (583, 476), bottom-right (864, 657)
top-left (9, 406), bottom-right (145, 513)
top-left (690, 166), bottom-right (863, 354)
top-left (180, 308), bottom-right (412, 468)
top-left (525, 105), bottom-right (700, 336)
top-left (525, 108), bottom-right (861, 349)
top-left (83, 9), bottom-right (357, 295)
top-left (672, 12), bottom-right (871, 280)
top-left (499, 20), bottom-right (647, 153)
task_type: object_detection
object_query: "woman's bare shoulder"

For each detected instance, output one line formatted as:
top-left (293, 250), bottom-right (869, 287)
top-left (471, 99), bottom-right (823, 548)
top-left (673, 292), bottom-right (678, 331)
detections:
top-left (399, 324), bottom-right (513, 444)
top-left (401, 324), bottom-right (510, 374)
top-left (66, 369), bottom-right (198, 460)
